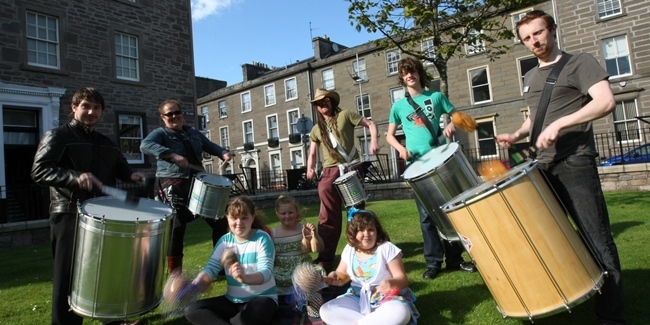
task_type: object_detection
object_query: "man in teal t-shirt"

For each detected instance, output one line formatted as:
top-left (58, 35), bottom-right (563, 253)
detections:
top-left (386, 56), bottom-right (476, 280)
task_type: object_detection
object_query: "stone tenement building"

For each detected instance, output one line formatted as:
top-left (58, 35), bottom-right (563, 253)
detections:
top-left (197, 0), bottom-right (649, 187)
top-left (0, 0), bottom-right (197, 224)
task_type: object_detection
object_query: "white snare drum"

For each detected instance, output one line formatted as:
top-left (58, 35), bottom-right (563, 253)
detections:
top-left (402, 142), bottom-right (481, 241)
top-left (188, 173), bottom-right (232, 219)
top-left (334, 170), bottom-right (368, 208)
top-left (443, 162), bottom-right (604, 320)
top-left (70, 197), bottom-right (174, 319)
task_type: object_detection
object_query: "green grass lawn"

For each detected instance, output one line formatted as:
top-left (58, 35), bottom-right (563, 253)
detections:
top-left (0, 191), bottom-right (647, 324)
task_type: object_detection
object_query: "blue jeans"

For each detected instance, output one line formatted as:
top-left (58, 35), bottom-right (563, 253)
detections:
top-left (415, 198), bottom-right (465, 269)
top-left (538, 155), bottom-right (625, 324)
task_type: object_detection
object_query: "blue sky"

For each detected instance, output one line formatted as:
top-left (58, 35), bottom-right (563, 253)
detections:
top-left (191, 0), bottom-right (379, 86)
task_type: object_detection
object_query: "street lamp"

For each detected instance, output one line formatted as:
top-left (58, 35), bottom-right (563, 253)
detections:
top-left (348, 53), bottom-right (369, 160)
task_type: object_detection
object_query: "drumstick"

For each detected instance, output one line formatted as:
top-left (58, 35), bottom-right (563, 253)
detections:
top-left (220, 248), bottom-right (238, 267)
top-left (451, 112), bottom-right (496, 140)
top-left (162, 272), bottom-right (200, 314)
top-left (98, 184), bottom-right (140, 205)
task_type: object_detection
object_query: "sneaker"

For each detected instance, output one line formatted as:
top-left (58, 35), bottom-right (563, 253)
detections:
top-left (447, 261), bottom-right (476, 273)
top-left (422, 267), bottom-right (441, 280)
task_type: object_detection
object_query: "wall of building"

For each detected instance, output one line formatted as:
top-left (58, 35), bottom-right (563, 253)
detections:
top-left (1, 0), bottom-right (197, 167)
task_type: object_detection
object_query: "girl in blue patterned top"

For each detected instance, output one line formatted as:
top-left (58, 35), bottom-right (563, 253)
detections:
top-left (184, 196), bottom-right (278, 325)
top-left (320, 210), bottom-right (419, 325)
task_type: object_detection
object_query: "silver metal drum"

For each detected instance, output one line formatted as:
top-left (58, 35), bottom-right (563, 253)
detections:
top-left (402, 142), bottom-right (482, 241)
top-left (70, 197), bottom-right (174, 319)
top-left (188, 173), bottom-right (233, 219)
top-left (334, 170), bottom-right (368, 208)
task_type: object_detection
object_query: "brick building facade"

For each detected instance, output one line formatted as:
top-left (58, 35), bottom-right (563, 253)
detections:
top-left (0, 0), bottom-right (197, 223)
top-left (198, 0), bottom-right (649, 186)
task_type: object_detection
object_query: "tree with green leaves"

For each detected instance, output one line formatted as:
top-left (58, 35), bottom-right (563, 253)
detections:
top-left (348, 0), bottom-right (544, 97)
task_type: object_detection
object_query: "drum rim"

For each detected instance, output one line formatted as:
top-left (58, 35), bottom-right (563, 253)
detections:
top-left (333, 170), bottom-right (359, 183)
top-left (80, 196), bottom-right (174, 221)
top-left (443, 161), bottom-right (536, 212)
top-left (195, 172), bottom-right (233, 186)
top-left (402, 142), bottom-right (460, 180)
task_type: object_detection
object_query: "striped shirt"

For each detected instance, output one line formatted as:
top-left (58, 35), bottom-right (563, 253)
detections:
top-left (202, 229), bottom-right (278, 303)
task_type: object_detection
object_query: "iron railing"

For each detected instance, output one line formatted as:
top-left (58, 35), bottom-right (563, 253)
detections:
top-left (3, 129), bottom-right (648, 224)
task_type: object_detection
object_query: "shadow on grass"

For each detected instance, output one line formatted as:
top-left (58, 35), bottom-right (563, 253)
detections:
top-left (611, 220), bottom-right (644, 239)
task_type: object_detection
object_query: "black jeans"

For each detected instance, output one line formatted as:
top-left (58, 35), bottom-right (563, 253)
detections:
top-left (539, 155), bottom-right (625, 324)
top-left (50, 213), bottom-right (83, 325)
top-left (184, 295), bottom-right (278, 325)
top-left (415, 198), bottom-right (465, 269)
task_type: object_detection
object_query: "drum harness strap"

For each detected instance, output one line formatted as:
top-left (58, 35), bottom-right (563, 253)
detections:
top-left (404, 92), bottom-right (440, 148)
top-left (327, 126), bottom-right (360, 176)
top-left (527, 52), bottom-right (572, 159)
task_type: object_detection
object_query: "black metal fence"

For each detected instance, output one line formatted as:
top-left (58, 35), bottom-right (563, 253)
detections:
top-left (3, 130), bottom-right (648, 224)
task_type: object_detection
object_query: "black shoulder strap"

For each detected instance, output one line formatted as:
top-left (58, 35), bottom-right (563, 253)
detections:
top-left (529, 52), bottom-right (572, 149)
top-left (405, 92), bottom-right (439, 147)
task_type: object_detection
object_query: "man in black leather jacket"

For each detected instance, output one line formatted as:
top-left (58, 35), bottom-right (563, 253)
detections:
top-left (31, 87), bottom-right (145, 325)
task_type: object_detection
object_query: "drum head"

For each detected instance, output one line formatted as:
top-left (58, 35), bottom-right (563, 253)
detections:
top-left (81, 197), bottom-right (173, 221)
top-left (196, 173), bottom-right (233, 187)
top-left (403, 142), bottom-right (459, 180)
top-left (443, 161), bottom-right (535, 212)
top-left (334, 171), bottom-right (358, 184)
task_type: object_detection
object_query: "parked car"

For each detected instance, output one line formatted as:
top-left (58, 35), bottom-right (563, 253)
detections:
top-left (600, 143), bottom-right (650, 166)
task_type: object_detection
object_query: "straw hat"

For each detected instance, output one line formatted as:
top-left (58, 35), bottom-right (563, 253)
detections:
top-left (310, 89), bottom-right (340, 107)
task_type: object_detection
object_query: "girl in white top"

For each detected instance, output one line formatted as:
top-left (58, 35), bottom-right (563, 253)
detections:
top-left (320, 209), bottom-right (419, 325)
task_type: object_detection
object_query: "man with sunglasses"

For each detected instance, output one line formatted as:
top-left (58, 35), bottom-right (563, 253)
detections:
top-left (141, 99), bottom-right (231, 274)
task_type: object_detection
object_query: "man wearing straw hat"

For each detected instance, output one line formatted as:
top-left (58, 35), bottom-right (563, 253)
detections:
top-left (306, 88), bottom-right (379, 271)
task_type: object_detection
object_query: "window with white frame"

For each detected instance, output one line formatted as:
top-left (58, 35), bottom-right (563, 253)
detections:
top-left (476, 118), bottom-right (498, 159)
top-left (290, 148), bottom-right (304, 169)
top-left (386, 50), bottom-right (401, 75)
top-left (359, 138), bottom-right (370, 158)
top-left (602, 35), bottom-right (631, 78)
top-left (270, 152), bottom-right (282, 180)
top-left (613, 99), bottom-right (640, 142)
top-left (285, 77), bottom-right (298, 101)
top-left (356, 94), bottom-right (371, 118)
top-left (322, 69), bottom-right (335, 90)
top-left (422, 39), bottom-right (435, 65)
top-left (115, 32), bottom-right (139, 81)
top-left (204, 163), bottom-right (213, 174)
top-left (390, 87), bottom-right (405, 104)
top-left (264, 84), bottom-right (276, 106)
top-left (224, 162), bottom-right (233, 175)
top-left (511, 10), bottom-right (532, 43)
top-left (518, 56), bottom-right (538, 94)
top-left (597, 0), bottom-right (622, 19)
top-left (220, 126), bottom-right (230, 149)
top-left (287, 109), bottom-right (300, 135)
top-left (26, 11), bottom-right (59, 69)
top-left (201, 106), bottom-right (209, 123)
top-left (468, 66), bottom-right (492, 104)
top-left (243, 120), bottom-right (254, 144)
top-left (241, 92), bottom-right (251, 112)
top-left (218, 100), bottom-right (227, 118)
top-left (353, 58), bottom-right (368, 81)
top-left (466, 29), bottom-right (484, 55)
top-left (117, 113), bottom-right (144, 163)
top-left (267, 114), bottom-right (279, 139)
